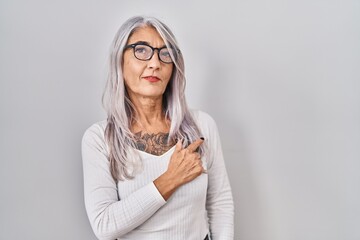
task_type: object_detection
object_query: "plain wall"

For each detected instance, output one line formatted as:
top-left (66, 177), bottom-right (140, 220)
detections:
top-left (1, 0), bottom-right (359, 239)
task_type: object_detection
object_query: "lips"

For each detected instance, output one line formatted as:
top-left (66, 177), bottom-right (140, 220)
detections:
top-left (143, 76), bottom-right (160, 83)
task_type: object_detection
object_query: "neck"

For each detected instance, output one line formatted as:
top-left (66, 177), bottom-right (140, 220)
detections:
top-left (129, 94), bottom-right (169, 133)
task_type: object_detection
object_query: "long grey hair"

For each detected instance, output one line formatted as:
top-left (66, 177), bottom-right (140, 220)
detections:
top-left (102, 16), bottom-right (204, 181)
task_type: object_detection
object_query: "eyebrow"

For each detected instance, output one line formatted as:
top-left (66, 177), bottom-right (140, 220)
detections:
top-left (130, 41), bottom-right (167, 48)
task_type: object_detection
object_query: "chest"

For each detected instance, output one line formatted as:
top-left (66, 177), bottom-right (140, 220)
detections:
top-left (117, 151), bottom-right (208, 205)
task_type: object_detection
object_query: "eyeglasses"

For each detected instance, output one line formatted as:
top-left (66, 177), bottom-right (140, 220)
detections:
top-left (124, 43), bottom-right (177, 63)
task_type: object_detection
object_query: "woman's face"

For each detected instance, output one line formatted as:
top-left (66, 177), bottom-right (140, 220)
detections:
top-left (122, 26), bottom-right (174, 101)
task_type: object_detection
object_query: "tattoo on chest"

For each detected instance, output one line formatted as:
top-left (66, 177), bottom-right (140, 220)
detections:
top-left (134, 131), bottom-right (176, 156)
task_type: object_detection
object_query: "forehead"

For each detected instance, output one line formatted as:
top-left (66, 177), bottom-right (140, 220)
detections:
top-left (127, 26), bottom-right (165, 46)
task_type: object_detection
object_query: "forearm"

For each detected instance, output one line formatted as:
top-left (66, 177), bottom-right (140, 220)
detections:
top-left (85, 182), bottom-right (166, 240)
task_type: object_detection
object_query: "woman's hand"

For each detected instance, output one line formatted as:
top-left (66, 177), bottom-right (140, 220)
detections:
top-left (153, 138), bottom-right (205, 200)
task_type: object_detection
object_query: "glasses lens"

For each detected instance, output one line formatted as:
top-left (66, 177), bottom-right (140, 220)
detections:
top-left (159, 48), bottom-right (175, 63)
top-left (134, 45), bottom-right (152, 60)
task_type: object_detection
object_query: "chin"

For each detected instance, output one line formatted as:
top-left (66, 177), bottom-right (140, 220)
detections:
top-left (137, 90), bottom-right (164, 98)
top-left (141, 88), bottom-right (166, 97)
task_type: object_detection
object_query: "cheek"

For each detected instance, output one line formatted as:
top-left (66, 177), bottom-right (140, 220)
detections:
top-left (165, 65), bottom-right (174, 81)
top-left (123, 59), bottom-right (143, 81)
top-left (122, 57), bottom-right (130, 80)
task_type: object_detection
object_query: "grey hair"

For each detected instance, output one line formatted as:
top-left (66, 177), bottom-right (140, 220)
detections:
top-left (102, 16), bottom-right (204, 181)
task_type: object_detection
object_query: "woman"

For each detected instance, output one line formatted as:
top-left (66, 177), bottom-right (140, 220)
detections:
top-left (82, 16), bottom-right (234, 240)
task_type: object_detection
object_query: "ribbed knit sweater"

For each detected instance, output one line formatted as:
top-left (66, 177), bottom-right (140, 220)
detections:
top-left (81, 110), bottom-right (234, 240)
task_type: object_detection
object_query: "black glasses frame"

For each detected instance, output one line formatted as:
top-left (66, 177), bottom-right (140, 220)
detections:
top-left (123, 43), bottom-right (177, 64)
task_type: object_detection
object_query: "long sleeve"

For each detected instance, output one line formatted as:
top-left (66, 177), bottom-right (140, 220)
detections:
top-left (81, 123), bottom-right (166, 240)
top-left (200, 113), bottom-right (234, 240)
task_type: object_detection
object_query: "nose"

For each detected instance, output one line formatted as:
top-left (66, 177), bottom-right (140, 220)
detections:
top-left (147, 50), bottom-right (161, 69)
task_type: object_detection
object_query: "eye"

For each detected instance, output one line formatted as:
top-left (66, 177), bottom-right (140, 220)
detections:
top-left (160, 49), bottom-right (170, 57)
top-left (159, 48), bottom-right (175, 63)
top-left (134, 46), bottom-right (148, 54)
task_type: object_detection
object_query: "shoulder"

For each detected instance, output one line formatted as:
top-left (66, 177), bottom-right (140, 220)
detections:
top-left (82, 120), bottom-right (108, 149)
top-left (189, 109), bottom-right (220, 139)
top-left (190, 109), bottom-right (218, 130)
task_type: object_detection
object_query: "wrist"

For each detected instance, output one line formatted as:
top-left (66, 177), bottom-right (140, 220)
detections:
top-left (153, 172), bottom-right (179, 201)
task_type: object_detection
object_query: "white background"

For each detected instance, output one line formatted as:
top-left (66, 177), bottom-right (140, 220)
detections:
top-left (1, 0), bottom-right (359, 239)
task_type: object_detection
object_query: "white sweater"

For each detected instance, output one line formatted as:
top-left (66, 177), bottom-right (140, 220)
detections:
top-left (81, 110), bottom-right (234, 240)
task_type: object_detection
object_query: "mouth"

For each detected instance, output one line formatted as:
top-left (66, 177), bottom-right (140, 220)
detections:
top-left (143, 76), bottom-right (160, 83)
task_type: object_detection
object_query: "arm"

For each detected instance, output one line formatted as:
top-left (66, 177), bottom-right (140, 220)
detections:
top-left (205, 115), bottom-right (234, 239)
top-left (81, 125), bottom-right (166, 240)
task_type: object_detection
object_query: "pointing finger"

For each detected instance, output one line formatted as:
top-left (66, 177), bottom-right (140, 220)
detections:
top-left (186, 138), bottom-right (204, 152)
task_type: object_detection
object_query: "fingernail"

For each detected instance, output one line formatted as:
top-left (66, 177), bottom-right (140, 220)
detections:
top-left (200, 137), bottom-right (205, 140)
